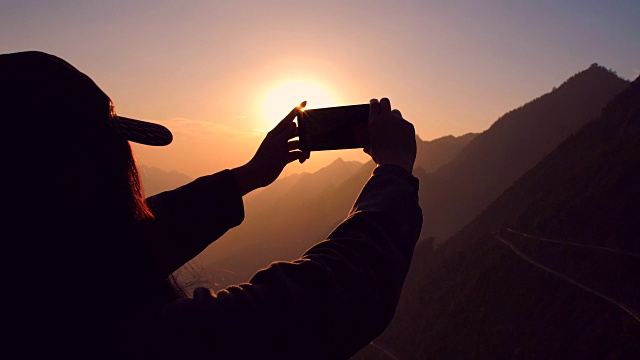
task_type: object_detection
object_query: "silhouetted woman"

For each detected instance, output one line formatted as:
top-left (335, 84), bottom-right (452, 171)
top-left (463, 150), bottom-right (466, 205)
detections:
top-left (1, 50), bottom-right (422, 360)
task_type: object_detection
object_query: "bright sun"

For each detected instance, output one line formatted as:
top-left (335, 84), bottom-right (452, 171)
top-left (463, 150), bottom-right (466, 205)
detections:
top-left (257, 79), bottom-right (337, 130)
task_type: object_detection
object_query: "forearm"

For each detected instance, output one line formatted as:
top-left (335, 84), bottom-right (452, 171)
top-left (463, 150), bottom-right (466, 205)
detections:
top-left (144, 169), bottom-right (245, 276)
top-left (130, 164), bottom-right (422, 359)
top-left (230, 163), bottom-right (263, 196)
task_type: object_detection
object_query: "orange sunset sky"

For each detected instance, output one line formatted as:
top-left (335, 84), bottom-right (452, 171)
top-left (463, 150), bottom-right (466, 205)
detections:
top-left (2, 1), bottom-right (638, 180)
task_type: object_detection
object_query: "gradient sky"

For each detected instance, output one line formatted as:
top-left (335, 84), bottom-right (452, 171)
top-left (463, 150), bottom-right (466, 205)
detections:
top-left (2, 0), bottom-right (638, 179)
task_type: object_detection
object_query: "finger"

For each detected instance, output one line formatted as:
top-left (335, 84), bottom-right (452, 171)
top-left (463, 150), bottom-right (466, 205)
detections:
top-left (284, 122), bottom-right (298, 139)
top-left (274, 106), bottom-right (298, 130)
top-left (380, 98), bottom-right (391, 113)
top-left (392, 109), bottom-right (402, 118)
top-left (286, 150), bottom-right (305, 164)
top-left (287, 139), bottom-right (300, 151)
top-left (299, 150), bottom-right (310, 164)
top-left (272, 121), bottom-right (298, 141)
top-left (369, 98), bottom-right (380, 119)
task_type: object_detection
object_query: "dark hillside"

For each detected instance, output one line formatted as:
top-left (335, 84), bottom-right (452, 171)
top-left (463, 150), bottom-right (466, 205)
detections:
top-left (354, 76), bottom-right (640, 359)
top-left (419, 64), bottom-right (630, 244)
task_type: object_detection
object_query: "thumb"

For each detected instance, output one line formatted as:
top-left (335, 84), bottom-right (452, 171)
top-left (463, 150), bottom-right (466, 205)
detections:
top-left (273, 101), bottom-right (307, 133)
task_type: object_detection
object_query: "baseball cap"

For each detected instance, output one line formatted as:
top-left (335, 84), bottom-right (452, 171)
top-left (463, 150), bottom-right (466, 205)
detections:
top-left (0, 51), bottom-right (173, 146)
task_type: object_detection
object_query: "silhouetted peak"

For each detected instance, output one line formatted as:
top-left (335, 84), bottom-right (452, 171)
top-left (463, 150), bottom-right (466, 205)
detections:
top-left (557, 62), bottom-right (625, 90)
top-left (312, 157), bottom-right (363, 177)
top-left (419, 133), bottom-right (478, 144)
top-left (313, 157), bottom-right (351, 172)
top-left (493, 63), bottom-right (629, 122)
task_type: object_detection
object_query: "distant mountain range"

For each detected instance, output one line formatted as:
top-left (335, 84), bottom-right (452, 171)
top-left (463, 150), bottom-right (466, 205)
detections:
top-left (139, 164), bottom-right (192, 197)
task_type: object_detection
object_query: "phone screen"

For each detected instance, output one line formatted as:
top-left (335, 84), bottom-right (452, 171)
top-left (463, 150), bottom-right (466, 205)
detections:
top-left (298, 104), bottom-right (370, 152)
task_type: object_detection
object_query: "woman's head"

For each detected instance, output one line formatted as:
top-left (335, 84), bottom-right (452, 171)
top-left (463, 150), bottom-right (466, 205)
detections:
top-left (0, 51), bottom-right (172, 224)
top-left (0, 52), bottom-right (183, 306)
top-left (1, 51), bottom-right (179, 354)
top-left (0, 50), bottom-right (178, 282)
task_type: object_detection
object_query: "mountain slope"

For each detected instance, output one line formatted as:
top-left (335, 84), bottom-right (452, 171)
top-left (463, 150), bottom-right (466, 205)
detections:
top-left (178, 133), bottom-right (475, 288)
top-left (415, 132), bottom-right (478, 173)
top-left (355, 75), bottom-right (640, 360)
top-left (418, 64), bottom-right (630, 244)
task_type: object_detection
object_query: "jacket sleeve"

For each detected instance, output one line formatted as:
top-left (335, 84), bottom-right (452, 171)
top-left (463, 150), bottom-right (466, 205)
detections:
top-left (128, 164), bottom-right (423, 360)
top-left (144, 169), bottom-right (245, 276)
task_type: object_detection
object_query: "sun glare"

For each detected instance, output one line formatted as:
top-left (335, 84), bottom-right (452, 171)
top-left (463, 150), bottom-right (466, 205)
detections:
top-left (258, 79), bottom-right (338, 130)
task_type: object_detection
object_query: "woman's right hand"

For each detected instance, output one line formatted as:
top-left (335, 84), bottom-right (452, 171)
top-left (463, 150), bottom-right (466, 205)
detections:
top-left (364, 98), bottom-right (416, 173)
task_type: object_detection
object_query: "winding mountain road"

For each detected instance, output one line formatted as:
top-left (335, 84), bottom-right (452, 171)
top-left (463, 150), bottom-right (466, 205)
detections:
top-left (494, 234), bottom-right (640, 323)
top-left (503, 227), bottom-right (640, 259)
top-left (369, 341), bottom-right (401, 360)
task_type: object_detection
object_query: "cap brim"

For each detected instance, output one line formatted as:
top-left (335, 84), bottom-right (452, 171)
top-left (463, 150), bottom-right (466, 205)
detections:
top-left (115, 116), bottom-right (173, 146)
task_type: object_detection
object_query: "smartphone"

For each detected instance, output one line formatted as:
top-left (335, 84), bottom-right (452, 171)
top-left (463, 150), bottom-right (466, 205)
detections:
top-left (297, 103), bottom-right (370, 152)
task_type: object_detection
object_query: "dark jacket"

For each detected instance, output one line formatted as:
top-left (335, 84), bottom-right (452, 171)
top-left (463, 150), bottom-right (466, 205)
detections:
top-left (128, 163), bottom-right (423, 359)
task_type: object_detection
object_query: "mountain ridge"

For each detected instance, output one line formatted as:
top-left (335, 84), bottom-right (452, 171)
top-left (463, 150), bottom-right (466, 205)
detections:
top-left (353, 71), bottom-right (640, 360)
top-left (417, 63), bottom-right (630, 244)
